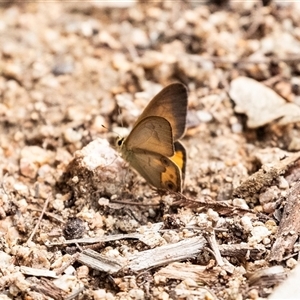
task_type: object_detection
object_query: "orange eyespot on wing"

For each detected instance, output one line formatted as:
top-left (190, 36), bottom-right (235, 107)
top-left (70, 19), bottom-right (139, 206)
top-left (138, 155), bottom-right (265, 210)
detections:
top-left (160, 163), bottom-right (181, 192)
top-left (126, 149), bottom-right (182, 192)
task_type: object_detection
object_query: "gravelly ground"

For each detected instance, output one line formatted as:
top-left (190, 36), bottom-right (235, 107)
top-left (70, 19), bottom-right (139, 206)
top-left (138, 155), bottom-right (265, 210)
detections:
top-left (1, 1), bottom-right (300, 299)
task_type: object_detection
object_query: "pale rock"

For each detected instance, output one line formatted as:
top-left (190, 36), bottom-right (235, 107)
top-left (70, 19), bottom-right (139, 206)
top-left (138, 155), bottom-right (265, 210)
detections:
top-left (249, 226), bottom-right (271, 246)
top-left (196, 110), bottom-right (213, 123)
top-left (128, 289), bottom-right (145, 300)
top-left (20, 158), bottom-right (38, 178)
top-left (0, 251), bottom-right (12, 267)
top-left (53, 274), bottom-right (81, 293)
top-left (240, 216), bottom-right (253, 232)
top-left (20, 146), bottom-right (55, 165)
top-left (64, 265), bottom-right (75, 275)
top-left (63, 127), bottom-right (82, 143)
top-left (278, 176), bottom-right (289, 189)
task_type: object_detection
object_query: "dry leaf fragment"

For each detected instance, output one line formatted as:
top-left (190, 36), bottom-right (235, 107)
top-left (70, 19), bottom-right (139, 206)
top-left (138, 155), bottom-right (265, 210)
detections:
top-left (20, 266), bottom-right (58, 278)
top-left (229, 76), bottom-right (300, 128)
top-left (155, 262), bottom-right (217, 283)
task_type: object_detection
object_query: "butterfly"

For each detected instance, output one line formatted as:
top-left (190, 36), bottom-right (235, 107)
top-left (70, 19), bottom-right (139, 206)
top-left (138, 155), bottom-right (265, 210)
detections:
top-left (116, 83), bottom-right (188, 192)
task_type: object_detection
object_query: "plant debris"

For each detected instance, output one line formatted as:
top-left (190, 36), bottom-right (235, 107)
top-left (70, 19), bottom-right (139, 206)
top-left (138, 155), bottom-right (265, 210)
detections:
top-left (1, 1), bottom-right (300, 299)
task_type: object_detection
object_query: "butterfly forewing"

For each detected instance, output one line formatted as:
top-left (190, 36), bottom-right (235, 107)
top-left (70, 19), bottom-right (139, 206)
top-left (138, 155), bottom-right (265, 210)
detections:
top-left (134, 83), bottom-right (188, 141)
top-left (123, 116), bottom-right (174, 157)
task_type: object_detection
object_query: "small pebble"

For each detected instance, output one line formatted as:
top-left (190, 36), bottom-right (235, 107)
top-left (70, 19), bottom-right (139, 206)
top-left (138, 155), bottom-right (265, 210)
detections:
top-left (128, 289), bottom-right (145, 300)
top-left (232, 198), bottom-right (249, 209)
top-left (231, 122), bottom-right (243, 133)
top-left (207, 209), bottom-right (219, 223)
top-left (76, 265), bottom-right (89, 279)
top-left (63, 218), bottom-right (86, 239)
top-left (64, 265), bottom-right (75, 275)
top-left (52, 61), bottom-right (74, 76)
top-left (196, 110), bottom-right (213, 123)
top-left (278, 176), bottom-right (289, 189)
top-left (63, 127), bottom-right (82, 143)
top-left (20, 158), bottom-right (38, 179)
top-left (286, 258), bottom-right (297, 269)
top-left (162, 230), bottom-right (180, 243)
top-left (93, 289), bottom-right (107, 300)
top-left (240, 216), bottom-right (253, 232)
top-left (53, 275), bottom-right (80, 293)
top-left (249, 226), bottom-right (271, 246)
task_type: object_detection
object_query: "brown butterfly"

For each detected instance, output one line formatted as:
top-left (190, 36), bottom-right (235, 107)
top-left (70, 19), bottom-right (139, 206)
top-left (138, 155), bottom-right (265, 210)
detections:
top-left (117, 83), bottom-right (188, 192)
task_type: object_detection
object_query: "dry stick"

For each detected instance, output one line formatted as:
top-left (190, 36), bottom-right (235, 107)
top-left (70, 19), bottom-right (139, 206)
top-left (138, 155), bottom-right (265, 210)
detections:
top-left (204, 231), bottom-right (224, 268)
top-left (110, 190), bottom-right (184, 207)
top-left (110, 199), bottom-right (160, 206)
top-left (187, 53), bottom-right (300, 66)
top-left (0, 173), bottom-right (9, 196)
top-left (55, 253), bottom-right (80, 276)
top-left (261, 74), bottom-right (283, 87)
top-left (243, 6), bottom-right (263, 40)
top-left (26, 195), bottom-right (51, 244)
top-left (204, 229), bottom-right (236, 274)
top-left (176, 194), bottom-right (253, 215)
top-left (233, 152), bottom-right (300, 198)
top-left (28, 208), bottom-right (65, 223)
top-left (269, 181), bottom-right (300, 262)
top-left (31, 277), bottom-right (66, 300)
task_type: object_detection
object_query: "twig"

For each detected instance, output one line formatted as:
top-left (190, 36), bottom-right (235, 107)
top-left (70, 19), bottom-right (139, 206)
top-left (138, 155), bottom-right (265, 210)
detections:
top-left (234, 152), bottom-right (300, 198)
top-left (186, 53), bottom-right (300, 66)
top-left (269, 181), bottom-right (300, 261)
top-left (77, 236), bottom-right (206, 274)
top-left (0, 172), bottom-right (9, 196)
top-left (261, 74), bottom-right (283, 87)
top-left (110, 199), bottom-right (160, 206)
top-left (242, 4), bottom-right (263, 40)
top-left (55, 253), bottom-right (80, 276)
top-left (205, 230), bottom-right (236, 274)
top-left (26, 195), bottom-right (51, 245)
top-left (175, 194), bottom-right (252, 215)
top-left (27, 208), bottom-right (65, 223)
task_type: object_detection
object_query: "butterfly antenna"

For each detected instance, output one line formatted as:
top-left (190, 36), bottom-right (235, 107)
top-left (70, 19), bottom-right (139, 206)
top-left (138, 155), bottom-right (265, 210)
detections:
top-left (102, 125), bottom-right (121, 139)
top-left (118, 107), bottom-right (124, 128)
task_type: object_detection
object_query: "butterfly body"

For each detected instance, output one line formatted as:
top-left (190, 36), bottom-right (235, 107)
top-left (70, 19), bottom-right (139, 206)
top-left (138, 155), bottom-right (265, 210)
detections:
top-left (117, 83), bottom-right (188, 192)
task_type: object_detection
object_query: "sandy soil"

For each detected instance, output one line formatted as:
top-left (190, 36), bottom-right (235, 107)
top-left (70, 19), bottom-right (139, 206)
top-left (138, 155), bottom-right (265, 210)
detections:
top-left (1, 1), bottom-right (300, 299)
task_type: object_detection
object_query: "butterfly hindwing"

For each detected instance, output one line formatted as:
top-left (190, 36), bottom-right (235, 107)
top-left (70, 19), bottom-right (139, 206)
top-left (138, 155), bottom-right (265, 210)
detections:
top-left (127, 149), bottom-right (182, 192)
top-left (171, 141), bottom-right (186, 182)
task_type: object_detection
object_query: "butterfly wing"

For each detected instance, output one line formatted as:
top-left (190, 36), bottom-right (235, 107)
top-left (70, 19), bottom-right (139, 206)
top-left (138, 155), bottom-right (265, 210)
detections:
top-left (134, 83), bottom-right (188, 141)
top-left (123, 116), bottom-right (174, 157)
top-left (171, 141), bottom-right (186, 182)
top-left (118, 84), bottom-right (188, 192)
top-left (128, 149), bottom-right (182, 192)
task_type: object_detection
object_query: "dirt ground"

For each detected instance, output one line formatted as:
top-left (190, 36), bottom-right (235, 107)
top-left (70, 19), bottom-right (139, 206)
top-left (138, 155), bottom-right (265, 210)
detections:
top-left (1, 1), bottom-right (300, 299)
